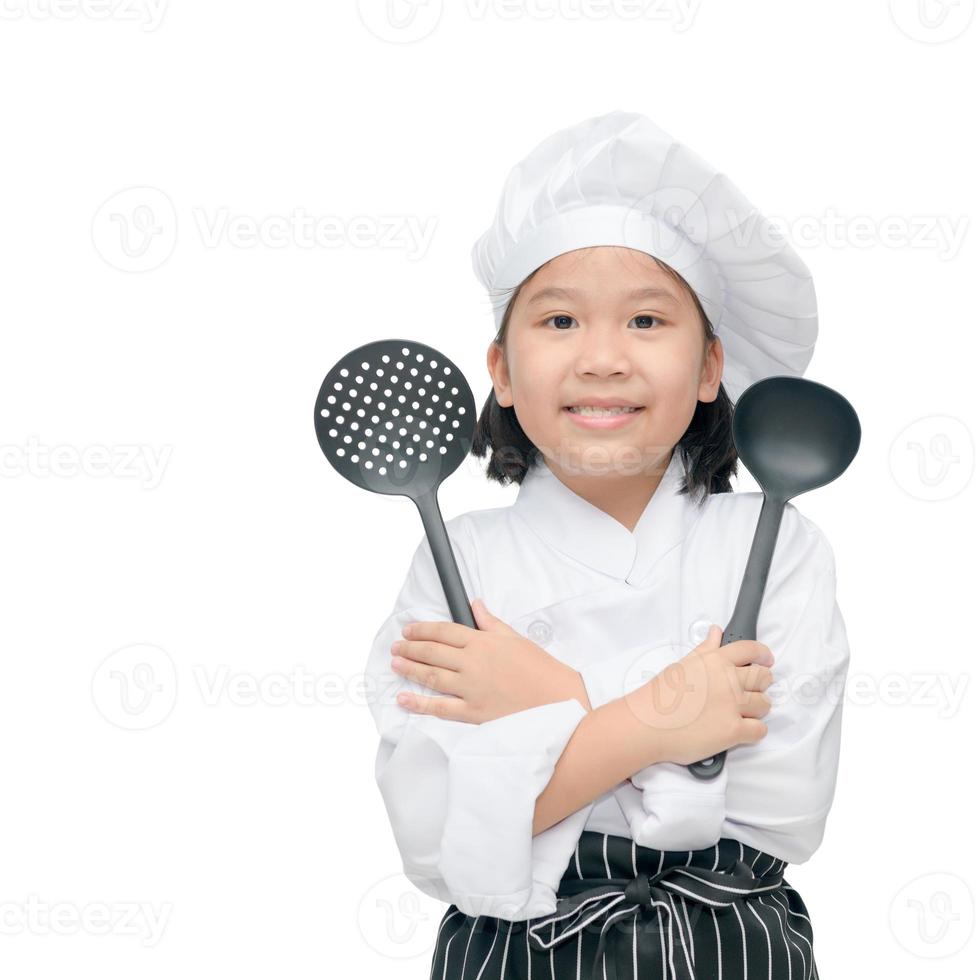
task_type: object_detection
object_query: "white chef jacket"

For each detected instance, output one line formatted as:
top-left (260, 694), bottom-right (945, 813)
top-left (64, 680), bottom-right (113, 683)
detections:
top-left (364, 445), bottom-right (850, 922)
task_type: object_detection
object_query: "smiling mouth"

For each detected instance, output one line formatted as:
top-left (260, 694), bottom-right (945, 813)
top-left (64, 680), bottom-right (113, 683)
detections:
top-left (563, 406), bottom-right (644, 417)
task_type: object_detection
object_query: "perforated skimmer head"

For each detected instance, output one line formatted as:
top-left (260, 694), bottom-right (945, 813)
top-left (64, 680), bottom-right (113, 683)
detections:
top-left (314, 338), bottom-right (476, 498)
top-left (313, 338), bottom-right (479, 627)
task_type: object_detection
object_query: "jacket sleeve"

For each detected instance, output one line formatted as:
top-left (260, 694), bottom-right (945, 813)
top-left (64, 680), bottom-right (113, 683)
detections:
top-left (579, 642), bottom-right (729, 849)
top-left (577, 640), bottom-right (729, 849)
top-left (366, 524), bottom-right (594, 921)
top-left (720, 508), bottom-right (850, 863)
top-left (578, 505), bottom-right (850, 859)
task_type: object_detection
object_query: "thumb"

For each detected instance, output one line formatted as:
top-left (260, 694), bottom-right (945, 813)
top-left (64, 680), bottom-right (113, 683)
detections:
top-left (695, 624), bottom-right (723, 651)
top-left (470, 597), bottom-right (512, 634)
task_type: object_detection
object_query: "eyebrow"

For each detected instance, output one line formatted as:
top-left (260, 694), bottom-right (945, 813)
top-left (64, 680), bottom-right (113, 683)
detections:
top-left (524, 285), bottom-right (681, 307)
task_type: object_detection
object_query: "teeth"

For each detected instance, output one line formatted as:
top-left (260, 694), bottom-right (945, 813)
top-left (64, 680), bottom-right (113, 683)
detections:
top-left (567, 406), bottom-right (640, 416)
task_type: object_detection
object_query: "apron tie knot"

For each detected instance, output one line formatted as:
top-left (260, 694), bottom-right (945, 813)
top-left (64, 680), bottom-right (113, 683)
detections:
top-left (622, 872), bottom-right (652, 909)
top-left (527, 857), bottom-right (784, 980)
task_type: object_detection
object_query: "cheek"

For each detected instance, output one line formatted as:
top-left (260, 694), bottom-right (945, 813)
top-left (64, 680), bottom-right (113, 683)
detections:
top-left (510, 347), bottom-right (558, 396)
top-left (511, 383), bottom-right (558, 434)
top-left (647, 348), bottom-right (703, 395)
top-left (509, 349), bottom-right (562, 409)
top-left (652, 372), bottom-right (704, 429)
top-left (508, 369), bottom-right (563, 444)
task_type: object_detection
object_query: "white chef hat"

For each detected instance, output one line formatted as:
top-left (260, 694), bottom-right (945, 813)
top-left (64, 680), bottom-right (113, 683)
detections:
top-left (470, 110), bottom-right (817, 404)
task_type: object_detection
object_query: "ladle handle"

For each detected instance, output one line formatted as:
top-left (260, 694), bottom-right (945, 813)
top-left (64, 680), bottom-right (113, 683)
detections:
top-left (687, 493), bottom-right (787, 780)
top-left (413, 487), bottom-right (477, 629)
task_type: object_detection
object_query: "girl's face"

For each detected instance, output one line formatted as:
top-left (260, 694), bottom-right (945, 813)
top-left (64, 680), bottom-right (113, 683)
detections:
top-left (487, 246), bottom-right (723, 479)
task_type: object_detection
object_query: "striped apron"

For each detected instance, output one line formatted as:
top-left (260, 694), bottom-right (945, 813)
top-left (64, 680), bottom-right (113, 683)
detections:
top-left (429, 831), bottom-right (819, 980)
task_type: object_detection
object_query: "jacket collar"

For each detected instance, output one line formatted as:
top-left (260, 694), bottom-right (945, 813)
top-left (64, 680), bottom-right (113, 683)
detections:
top-left (512, 445), bottom-right (700, 585)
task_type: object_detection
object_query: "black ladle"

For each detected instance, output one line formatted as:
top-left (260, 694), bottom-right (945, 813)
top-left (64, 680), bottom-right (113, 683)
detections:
top-left (688, 375), bottom-right (861, 780)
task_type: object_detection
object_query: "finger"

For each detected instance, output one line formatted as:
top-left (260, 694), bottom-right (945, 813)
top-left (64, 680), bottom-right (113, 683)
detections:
top-left (392, 660), bottom-right (463, 697)
top-left (402, 620), bottom-right (473, 648)
top-left (736, 690), bottom-right (772, 719)
top-left (736, 717), bottom-right (768, 746)
top-left (735, 664), bottom-right (773, 692)
top-left (393, 639), bottom-right (462, 671)
top-left (723, 640), bottom-right (774, 668)
top-left (401, 690), bottom-right (470, 723)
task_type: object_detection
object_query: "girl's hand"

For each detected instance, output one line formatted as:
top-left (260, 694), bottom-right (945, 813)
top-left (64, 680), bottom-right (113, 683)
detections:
top-left (625, 625), bottom-right (775, 766)
top-left (390, 598), bottom-right (591, 723)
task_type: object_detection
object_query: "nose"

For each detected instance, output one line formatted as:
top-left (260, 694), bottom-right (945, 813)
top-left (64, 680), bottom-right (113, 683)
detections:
top-left (573, 324), bottom-right (633, 378)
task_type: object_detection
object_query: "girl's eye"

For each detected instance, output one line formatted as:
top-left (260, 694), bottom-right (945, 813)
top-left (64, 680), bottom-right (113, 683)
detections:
top-left (631, 315), bottom-right (664, 329)
top-left (543, 314), bottom-right (664, 330)
top-left (544, 314), bottom-right (577, 330)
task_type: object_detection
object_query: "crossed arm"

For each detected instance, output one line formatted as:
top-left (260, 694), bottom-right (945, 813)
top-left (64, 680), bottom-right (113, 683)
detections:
top-left (530, 687), bottom-right (671, 835)
top-left (388, 601), bottom-right (676, 838)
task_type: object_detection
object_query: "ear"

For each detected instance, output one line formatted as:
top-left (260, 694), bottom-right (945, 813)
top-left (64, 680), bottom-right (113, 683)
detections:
top-left (697, 337), bottom-right (723, 403)
top-left (486, 340), bottom-right (514, 408)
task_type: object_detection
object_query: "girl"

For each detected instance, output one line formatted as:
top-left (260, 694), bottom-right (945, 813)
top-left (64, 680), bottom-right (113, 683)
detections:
top-left (365, 111), bottom-right (849, 979)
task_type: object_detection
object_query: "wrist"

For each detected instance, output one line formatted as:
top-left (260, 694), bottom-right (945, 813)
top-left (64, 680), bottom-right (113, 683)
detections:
top-left (622, 680), bottom-right (672, 766)
top-left (564, 667), bottom-right (593, 712)
top-left (599, 692), bottom-right (668, 773)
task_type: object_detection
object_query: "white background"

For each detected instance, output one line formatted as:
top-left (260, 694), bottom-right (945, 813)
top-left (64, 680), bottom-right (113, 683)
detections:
top-left (1, 1), bottom-right (977, 977)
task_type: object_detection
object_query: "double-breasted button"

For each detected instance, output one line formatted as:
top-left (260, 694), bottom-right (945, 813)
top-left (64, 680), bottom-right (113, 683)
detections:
top-left (526, 620), bottom-right (553, 645)
top-left (688, 617), bottom-right (712, 645)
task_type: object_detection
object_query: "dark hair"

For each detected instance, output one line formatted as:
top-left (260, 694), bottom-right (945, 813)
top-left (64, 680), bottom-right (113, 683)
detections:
top-left (469, 255), bottom-right (738, 502)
